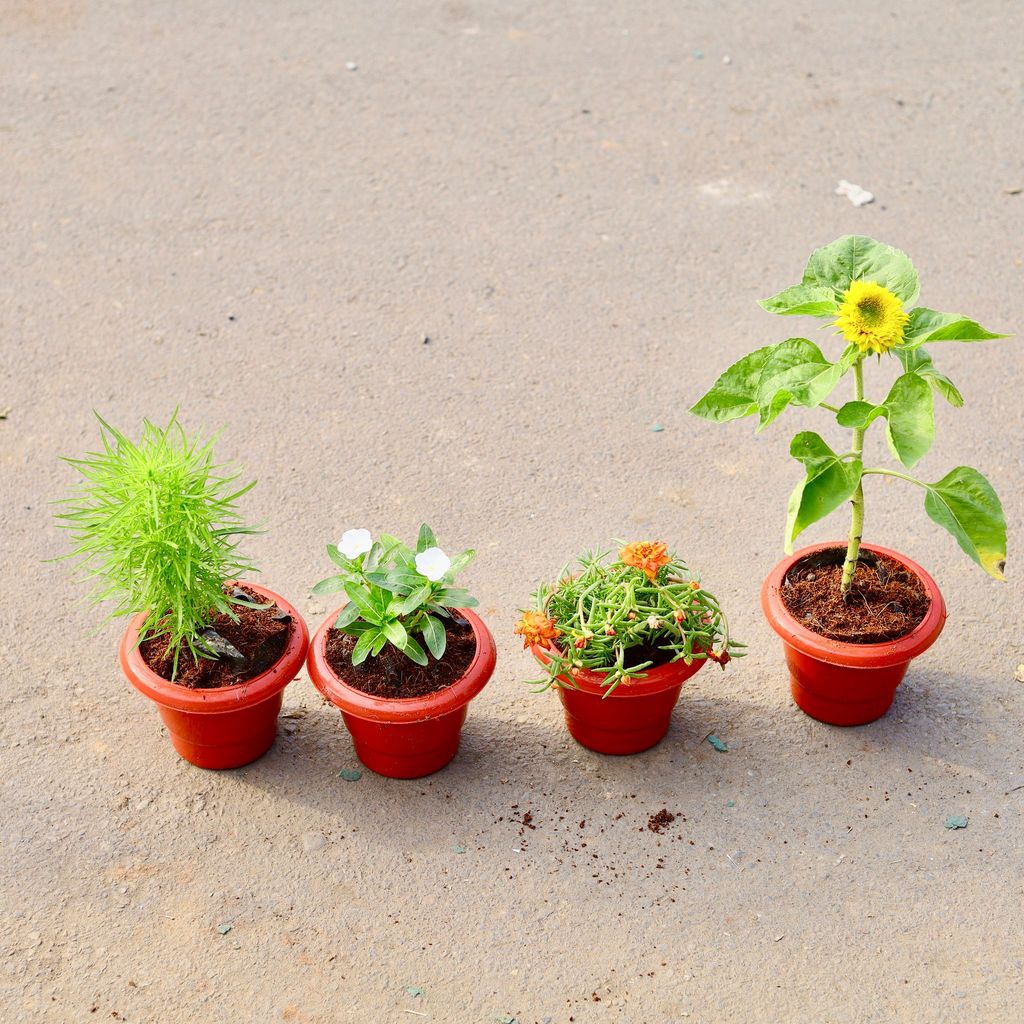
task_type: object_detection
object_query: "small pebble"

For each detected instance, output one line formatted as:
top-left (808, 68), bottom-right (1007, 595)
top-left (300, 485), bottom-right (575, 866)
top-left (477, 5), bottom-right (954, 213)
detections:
top-left (722, 55), bottom-right (732, 64)
top-left (345, 61), bottom-right (358, 71)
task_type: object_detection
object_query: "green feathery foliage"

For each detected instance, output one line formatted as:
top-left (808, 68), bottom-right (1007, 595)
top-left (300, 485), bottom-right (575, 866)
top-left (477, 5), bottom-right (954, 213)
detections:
top-left (55, 412), bottom-right (260, 675)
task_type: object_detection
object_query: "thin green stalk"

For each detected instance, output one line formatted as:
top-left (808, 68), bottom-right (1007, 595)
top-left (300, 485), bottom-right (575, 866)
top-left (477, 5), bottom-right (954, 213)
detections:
top-left (840, 358), bottom-right (866, 597)
top-left (862, 467), bottom-right (926, 487)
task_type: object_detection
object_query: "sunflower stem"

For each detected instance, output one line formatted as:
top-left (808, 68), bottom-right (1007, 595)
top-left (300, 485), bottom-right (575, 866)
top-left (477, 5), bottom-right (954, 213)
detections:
top-left (840, 358), bottom-right (866, 598)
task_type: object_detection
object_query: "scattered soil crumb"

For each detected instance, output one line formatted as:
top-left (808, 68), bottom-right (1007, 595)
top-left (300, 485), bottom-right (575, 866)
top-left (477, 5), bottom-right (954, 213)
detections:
top-left (648, 809), bottom-right (676, 834)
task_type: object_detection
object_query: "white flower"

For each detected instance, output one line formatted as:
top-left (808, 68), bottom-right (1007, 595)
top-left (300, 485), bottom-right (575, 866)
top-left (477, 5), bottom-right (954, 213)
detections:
top-left (415, 547), bottom-right (451, 582)
top-left (338, 528), bottom-right (373, 559)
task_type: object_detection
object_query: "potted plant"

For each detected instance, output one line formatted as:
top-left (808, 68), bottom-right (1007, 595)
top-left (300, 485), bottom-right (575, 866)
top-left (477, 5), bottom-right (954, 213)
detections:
top-left (56, 413), bottom-right (310, 768)
top-left (516, 542), bottom-right (740, 754)
top-left (691, 235), bottom-right (1008, 725)
top-left (305, 525), bottom-right (496, 779)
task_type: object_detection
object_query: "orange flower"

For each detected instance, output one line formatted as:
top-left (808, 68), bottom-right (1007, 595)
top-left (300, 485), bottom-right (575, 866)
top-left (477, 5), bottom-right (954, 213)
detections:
top-left (514, 610), bottom-right (561, 649)
top-left (620, 541), bottom-right (671, 581)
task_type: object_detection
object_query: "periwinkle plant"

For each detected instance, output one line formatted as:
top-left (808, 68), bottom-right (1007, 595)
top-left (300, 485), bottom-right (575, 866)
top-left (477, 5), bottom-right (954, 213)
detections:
top-left (312, 525), bottom-right (477, 666)
top-left (691, 235), bottom-right (1008, 595)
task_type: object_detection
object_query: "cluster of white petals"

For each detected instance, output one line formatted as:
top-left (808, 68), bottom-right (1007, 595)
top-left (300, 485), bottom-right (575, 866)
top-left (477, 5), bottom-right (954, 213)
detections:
top-left (338, 528), bottom-right (373, 559)
top-left (415, 547), bottom-right (451, 582)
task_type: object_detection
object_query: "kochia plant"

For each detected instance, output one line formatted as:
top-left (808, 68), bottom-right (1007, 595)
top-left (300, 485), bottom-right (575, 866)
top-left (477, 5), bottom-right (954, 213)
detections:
top-left (312, 525), bottom-right (477, 666)
top-left (691, 235), bottom-right (1008, 594)
top-left (56, 413), bottom-right (261, 673)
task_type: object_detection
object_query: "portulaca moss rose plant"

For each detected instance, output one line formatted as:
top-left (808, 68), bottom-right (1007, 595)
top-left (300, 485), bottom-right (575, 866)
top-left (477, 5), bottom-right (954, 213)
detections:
top-left (516, 541), bottom-right (741, 755)
top-left (313, 524), bottom-right (477, 669)
top-left (517, 541), bottom-right (741, 694)
top-left (691, 235), bottom-right (1009, 725)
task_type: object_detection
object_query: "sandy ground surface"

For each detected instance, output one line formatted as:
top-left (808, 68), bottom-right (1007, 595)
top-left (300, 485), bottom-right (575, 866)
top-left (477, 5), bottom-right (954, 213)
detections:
top-left (3, 2), bottom-right (1023, 1021)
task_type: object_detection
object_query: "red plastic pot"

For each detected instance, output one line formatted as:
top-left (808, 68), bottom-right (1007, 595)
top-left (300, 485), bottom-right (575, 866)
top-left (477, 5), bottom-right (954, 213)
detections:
top-left (761, 542), bottom-right (947, 726)
top-left (306, 607), bottom-right (496, 779)
top-left (531, 645), bottom-right (706, 754)
top-left (119, 583), bottom-right (310, 769)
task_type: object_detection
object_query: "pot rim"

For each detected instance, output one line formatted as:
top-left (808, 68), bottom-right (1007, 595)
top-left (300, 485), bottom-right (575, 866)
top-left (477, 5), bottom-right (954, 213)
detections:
top-left (530, 642), bottom-right (705, 697)
top-left (761, 541), bottom-right (947, 668)
top-left (120, 582), bottom-right (310, 713)
top-left (306, 606), bottom-right (496, 722)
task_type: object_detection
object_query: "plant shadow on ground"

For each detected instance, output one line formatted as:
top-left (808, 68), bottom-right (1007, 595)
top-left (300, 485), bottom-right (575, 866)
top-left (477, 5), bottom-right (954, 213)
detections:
top-left (229, 660), bottom-right (1019, 855)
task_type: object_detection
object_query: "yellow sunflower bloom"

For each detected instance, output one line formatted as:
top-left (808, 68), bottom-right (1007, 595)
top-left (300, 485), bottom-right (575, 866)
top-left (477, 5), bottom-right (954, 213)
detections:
top-left (834, 280), bottom-right (910, 355)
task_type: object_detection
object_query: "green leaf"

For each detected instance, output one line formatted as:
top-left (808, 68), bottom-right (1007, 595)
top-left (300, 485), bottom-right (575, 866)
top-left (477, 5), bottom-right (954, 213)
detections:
top-left (692, 340), bottom-right (853, 429)
top-left (343, 581), bottom-right (381, 624)
top-left (924, 467), bottom-right (1007, 579)
top-left (836, 400), bottom-right (883, 429)
top-left (421, 615), bottom-right (446, 660)
top-left (333, 602), bottom-right (362, 629)
top-left (785, 432), bottom-right (863, 551)
top-left (894, 347), bottom-right (964, 407)
top-left (903, 307), bottom-right (1007, 347)
top-left (381, 619), bottom-right (408, 647)
top-left (690, 345), bottom-right (772, 422)
top-left (882, 373), bottom-right (934, 469)
top-left (758, 283), bottom-right (839, 318)
top-left (370, 632), bottom-right (388, 655)
top-left (311, 574), bottom-right (347, 595)
top-left (392, 585), bottom-right (432, 616)
top-left (436, 588), bottom-right (477, 609)
top-left (802, 235), bottom-right (920, 305)
top-left (755, 338), bottom-right (855, 430)
top-left (351, 630), bottom-right (377, 666)
top-left (416, 524), bottom-right (438, 553)
top-left (448, 549), bottom-right (476, 575)
top-left (363, 572), bottom-right (410, 594)
top-left (400, 634), bottom-right (429, 666)
top-left (326, 544), bottom-right (353, 569)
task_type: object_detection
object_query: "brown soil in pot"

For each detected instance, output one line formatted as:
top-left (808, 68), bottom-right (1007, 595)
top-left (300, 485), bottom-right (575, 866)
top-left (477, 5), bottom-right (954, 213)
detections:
top-left (139, 584), bottom-right (292, 689)
top-left (325, 615), bottom-right (477, 698)
top-left (781, 548), bottom-right (930, 643)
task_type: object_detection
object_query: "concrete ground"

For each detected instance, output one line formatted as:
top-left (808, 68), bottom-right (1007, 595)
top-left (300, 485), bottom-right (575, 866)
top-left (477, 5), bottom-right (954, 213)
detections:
top-left (3, 1), bottom-right (1023, 1021)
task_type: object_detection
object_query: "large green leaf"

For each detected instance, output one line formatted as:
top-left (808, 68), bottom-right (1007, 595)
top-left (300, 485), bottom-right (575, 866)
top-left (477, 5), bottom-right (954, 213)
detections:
top-left (690, 345), bottom-right (772, 422)
top-left (902, 306), bottom-right (1007, 347)
top-left (311, 574), bottom-right (347, 595)
top-left (416, 523), bottom-right (438, 553)
top-left (785, 432), bottom-right (863, 551)
top-left (344, 581), bottom-right (381, 624)
top-left (894, 347), bottom-right (964, 407)
top-left (351, 630), bottom-right (378, 666)
top-left (924, 467), bottom-right (1007, 579)
top-left (381, 619), bottom-right (408, 648)
top-left (758, 284), bottom-right (839, 318)
top-left (400, 635), bottom-right (430, 666)
top-left (882, 373), bottom-right (934, 469)
top-left (836, 401), bottom-right (883, 429)
top-left (691, 339), bottom-right (851, 429)
top-left (802, 235), bottom-right (920, 305)
top-left (421, 614), bottom-right (446, 660)
top-left (333, 602), bottom-right (362, 630)
top-left (754, 339), bottom-right (855, 430)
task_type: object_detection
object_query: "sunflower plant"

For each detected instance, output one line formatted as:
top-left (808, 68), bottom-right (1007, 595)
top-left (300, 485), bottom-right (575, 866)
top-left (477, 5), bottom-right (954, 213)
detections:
top-left (56, 413), bottom-right (262, 677)
top-left (691, 235), bottom-right (1008, 594)
top-left (516, 542), bottom-right (741, 695)
top-left (312, 525), bottom-right (477, 666)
